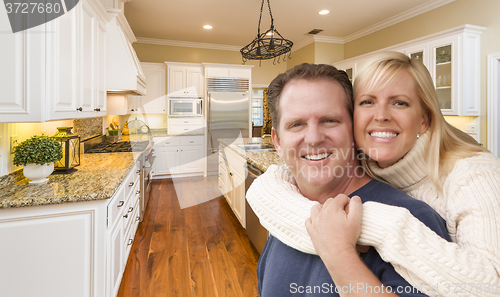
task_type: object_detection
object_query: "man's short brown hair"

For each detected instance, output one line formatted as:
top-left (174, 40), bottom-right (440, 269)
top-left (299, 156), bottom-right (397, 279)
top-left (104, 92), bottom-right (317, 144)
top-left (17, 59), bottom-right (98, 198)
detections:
top-left (267, 63), bottom-right (353, 134)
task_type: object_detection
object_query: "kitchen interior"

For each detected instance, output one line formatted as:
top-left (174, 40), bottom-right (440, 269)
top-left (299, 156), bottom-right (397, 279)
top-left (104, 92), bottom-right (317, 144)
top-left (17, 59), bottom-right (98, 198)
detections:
top-left (1, 0), bottom-right (500, 296)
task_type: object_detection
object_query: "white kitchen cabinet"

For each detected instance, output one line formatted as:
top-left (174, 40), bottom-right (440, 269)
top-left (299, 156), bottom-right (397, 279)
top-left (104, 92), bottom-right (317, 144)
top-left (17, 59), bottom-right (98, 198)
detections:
top-left (106, 159), bottom-right (141, 297)
top-left (155, 146), bottom-right (181, 175)
top-left (203, 63), bottom-right (253, 80)
top-left (166, 63), bottom-right (203, 97)
top-left (153, 136), bottom-right (205, 176)
top-left (141, 63), bottom-right (167, 114)
top-left (167, 117), bottom-right (204, 134)
top-left (107, 94), bottom-right (140, 115)
top-left (0, 159), bottom-right (141, 297)
top-left (0, 0), bottom-right (109, 122)
top-left (332, 24), bottom-right (484, 117)
top-left (219, 143), bottom-right (246, 228)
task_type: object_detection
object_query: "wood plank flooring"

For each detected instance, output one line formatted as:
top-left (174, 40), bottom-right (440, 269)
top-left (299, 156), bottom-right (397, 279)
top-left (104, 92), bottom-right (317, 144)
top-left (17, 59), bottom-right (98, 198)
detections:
top-left (117, 177), bottom-right (261, 297)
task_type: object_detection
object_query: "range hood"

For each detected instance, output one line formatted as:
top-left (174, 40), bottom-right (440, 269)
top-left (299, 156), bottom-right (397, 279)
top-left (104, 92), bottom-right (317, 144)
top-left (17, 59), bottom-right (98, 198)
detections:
top-left (106, 11), bottom-right (146, 96)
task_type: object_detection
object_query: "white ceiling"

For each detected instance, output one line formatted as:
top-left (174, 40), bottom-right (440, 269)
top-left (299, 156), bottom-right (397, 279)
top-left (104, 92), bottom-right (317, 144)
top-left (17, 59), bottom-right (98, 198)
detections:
top-left (124, 0), bottom-right (454, 49)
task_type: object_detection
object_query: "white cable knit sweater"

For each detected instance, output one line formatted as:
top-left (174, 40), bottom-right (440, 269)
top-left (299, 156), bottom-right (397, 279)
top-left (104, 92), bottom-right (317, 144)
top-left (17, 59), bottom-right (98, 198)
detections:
top-left (246, 133), bottom-right (500, 297)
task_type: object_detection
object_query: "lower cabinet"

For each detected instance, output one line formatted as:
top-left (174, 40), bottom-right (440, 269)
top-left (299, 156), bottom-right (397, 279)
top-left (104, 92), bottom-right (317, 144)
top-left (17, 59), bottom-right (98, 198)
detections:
top-left (219, 144), bottom-right (246, 228)
top-left (0, 160), bottom-right (141, 297)
top-left (153, 136), bottom-right (205, 176)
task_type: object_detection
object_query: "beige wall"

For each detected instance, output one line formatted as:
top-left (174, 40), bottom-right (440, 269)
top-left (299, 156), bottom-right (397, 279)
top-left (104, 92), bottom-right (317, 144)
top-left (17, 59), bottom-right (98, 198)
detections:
top-left (314, 43), bottom-right (344, 65)
top-left (132, 43), bottom-right (287, 86)
top-left (286, 43), bottom-right (315, 69)
top-left (344, 0), bottom-right (500, 146)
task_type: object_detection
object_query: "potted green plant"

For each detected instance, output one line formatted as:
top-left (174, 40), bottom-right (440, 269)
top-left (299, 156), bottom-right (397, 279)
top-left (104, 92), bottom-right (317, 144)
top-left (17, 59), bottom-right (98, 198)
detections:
top-left (13, 135), bottom-right (63, 184)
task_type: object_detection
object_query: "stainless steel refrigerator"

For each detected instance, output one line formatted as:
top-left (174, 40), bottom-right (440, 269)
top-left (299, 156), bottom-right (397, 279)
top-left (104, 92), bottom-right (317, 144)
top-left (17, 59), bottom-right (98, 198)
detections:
top-left (206, 78), bottom-right (250, 175)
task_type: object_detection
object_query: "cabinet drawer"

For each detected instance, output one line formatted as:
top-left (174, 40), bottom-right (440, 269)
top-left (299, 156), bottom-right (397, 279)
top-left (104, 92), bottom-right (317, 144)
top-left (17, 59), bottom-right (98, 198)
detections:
top-left (181, 136), bottom-right (203, 146)
top-left (169, 125), bottom-right (202, 134)
top-left (107, 185), bottom-right (126, 228)
top-left (169, 117), bottom-right (203, 126)
top-left (155, 137), bottom-right (181, 147)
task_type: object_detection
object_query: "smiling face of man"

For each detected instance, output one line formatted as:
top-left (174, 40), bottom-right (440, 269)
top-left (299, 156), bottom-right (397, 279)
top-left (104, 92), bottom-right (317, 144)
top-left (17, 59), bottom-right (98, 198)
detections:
top-left (271, 78), bottom-right (359, 201)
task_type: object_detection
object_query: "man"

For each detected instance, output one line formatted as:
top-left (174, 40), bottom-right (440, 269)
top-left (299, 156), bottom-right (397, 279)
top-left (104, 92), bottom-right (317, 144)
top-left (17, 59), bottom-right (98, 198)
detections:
top-left (248, 63), bottom-right (450, 296)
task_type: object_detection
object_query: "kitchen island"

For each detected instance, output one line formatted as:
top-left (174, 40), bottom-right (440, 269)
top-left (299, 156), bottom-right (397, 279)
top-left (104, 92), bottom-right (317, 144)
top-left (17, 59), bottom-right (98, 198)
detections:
top-left (218, 137), bottom-right (283, 172)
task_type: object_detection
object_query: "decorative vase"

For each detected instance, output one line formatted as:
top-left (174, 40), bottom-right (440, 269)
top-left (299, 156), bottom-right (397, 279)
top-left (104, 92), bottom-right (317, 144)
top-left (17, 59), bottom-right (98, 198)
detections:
top-left (23, 162), bottom-right (54, 184)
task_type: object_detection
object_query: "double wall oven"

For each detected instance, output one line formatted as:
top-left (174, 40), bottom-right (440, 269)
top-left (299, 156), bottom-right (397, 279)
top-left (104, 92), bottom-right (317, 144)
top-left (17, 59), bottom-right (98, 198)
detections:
top-left (84, 136), bottom-right (155, 220)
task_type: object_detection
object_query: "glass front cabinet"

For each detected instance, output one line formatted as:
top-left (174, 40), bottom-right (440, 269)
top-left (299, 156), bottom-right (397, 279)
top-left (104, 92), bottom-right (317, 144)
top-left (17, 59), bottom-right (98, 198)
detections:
top-left (333, 25), bottom-right (485, 116)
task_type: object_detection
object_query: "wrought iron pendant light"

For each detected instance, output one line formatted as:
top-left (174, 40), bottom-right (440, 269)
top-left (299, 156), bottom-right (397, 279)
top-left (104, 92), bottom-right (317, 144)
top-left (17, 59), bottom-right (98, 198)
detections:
top-left (241, 0), bottom-right (293, 64)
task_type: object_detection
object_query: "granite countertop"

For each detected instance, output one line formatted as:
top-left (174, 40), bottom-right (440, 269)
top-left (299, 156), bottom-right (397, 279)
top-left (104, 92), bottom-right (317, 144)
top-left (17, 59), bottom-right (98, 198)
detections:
top-left (0, 152), bottom-right (142, 209)
top-left (218, 137), bottom-right (284, 172)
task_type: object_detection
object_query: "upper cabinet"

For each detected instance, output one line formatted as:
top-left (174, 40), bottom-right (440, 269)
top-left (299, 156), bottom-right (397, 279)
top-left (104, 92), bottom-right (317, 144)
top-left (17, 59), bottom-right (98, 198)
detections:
top-left (203, 63), bottom-right (253, 80)
top-left (0, 0), bottom-right (110, 122)
top-left (141, 63), bottom-right (167, 114)
top-left (333, 24), bottom-right (485, 116)
top-left (165, 63), bottom-right (203, 97)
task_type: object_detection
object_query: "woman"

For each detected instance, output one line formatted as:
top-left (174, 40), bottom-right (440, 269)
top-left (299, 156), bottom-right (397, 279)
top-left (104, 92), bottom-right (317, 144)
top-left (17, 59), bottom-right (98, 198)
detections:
top-left (246, 52), bottom-right (500, 296)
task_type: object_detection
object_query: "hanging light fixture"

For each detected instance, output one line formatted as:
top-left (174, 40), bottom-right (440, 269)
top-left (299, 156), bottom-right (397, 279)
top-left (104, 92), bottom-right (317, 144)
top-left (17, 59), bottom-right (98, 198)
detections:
top-left (241, 0), bottom-right (293, 64)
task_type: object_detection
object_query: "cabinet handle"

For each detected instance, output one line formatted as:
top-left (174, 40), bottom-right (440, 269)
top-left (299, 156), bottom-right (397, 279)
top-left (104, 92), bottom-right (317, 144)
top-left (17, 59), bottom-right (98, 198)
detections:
top-left (136, 190), bottom-right (140, 195)
top-left (117, 201), bottom-right (125, 207)
top-left (128, 207), bottom-right (134, 213)
top-left (219, 186), bottom-right (222, 189)
top-left (128, 239), bottom-right (133, 246)
top-left (123, 213), bottom-right (129, 218)
top-left (94, 108), bottom-right (101, 112)
top-left (76, 107), bottom-right (83, 112)
top-left (136, 216), bottom-right (140, 222)
top-left (129, 182), bottom-right (134, 187)
top-left (136, 169), bottom-right (140, 174)
top-left (184, 121), bottom-right (188, 123)
top-left (189, 141), bottom-right (194, 143)
top-left (229, 172), bottom-right (233, 176)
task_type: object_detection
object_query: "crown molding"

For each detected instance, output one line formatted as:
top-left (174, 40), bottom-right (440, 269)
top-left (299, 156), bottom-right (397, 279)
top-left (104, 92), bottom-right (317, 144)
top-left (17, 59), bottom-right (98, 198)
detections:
top-left (313, 35), bottom-right (344, 44)
top-left (344, 0), bottom-right (456, 43)
top-left (136, 37), bottom-right (242, 51)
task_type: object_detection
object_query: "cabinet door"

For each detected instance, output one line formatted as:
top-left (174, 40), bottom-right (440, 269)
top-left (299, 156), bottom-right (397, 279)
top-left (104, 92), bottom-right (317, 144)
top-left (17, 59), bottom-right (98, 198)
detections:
top-left (232, 173), bottom-right (246, 228)
top-left (186, 67), bottom-right (203, 96)
top-left (107, 220), bottom-right (123, 297)
top-left (79, 2), bottom-right (97, 117)
top-left (96, 21), bottom-right (107, 114)
top-left (168, 67), bottom-right (187, 96)
top-left (429, 36), bottom-right (457, 115)
top-left (155, 146), bottom-right (181, 175)
top-left (405, 43), bottom-right (430, 68)
top-left (0, 12), bottom-right (45, 122)
top-left (127, 95), bottom-right (143, 114)
top-left (142, 64), bottom-right (167, 113)
top-left (46, 6), bottom-right (80, 120)
top-left (180, 145), bottom-right (203, 173)
top-left (0, 210), bottom-right (96, 296)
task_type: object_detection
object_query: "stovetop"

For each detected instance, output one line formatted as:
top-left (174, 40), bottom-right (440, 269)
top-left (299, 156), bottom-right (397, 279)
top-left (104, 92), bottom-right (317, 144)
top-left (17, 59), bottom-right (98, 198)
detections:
top-left (85, 141), bottom-right (150, 154)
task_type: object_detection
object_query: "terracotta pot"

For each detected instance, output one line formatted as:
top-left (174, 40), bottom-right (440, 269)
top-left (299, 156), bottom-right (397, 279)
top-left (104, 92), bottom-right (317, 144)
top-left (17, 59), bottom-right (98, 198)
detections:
top-left (23, 162), bottom-right (54, 184)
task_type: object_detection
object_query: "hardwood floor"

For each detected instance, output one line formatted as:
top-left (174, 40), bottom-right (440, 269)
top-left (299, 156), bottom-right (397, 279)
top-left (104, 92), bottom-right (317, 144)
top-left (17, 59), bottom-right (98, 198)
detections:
top-left (117, 177), bottom-right (261, 297)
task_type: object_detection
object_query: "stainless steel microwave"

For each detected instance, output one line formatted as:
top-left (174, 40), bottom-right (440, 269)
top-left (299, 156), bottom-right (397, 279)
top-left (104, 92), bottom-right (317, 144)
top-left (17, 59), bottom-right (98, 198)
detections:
top-left (168, 98), bottom-right (203, 117)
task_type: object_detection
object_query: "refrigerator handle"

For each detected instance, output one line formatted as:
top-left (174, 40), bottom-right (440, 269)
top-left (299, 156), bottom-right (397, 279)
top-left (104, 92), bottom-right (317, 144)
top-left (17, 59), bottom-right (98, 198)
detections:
top-left (207, 94), bottom-right (214, 151)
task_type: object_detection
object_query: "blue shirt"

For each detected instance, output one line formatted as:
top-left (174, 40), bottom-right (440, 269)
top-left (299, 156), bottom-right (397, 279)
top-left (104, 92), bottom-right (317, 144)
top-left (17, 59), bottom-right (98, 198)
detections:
top-left (257, 180), bottom-right (451, 297)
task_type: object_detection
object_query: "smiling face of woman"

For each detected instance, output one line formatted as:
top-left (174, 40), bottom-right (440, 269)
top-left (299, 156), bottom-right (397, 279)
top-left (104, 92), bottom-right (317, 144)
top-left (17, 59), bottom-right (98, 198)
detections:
top-left (354, 70), bottom-right (429, 168)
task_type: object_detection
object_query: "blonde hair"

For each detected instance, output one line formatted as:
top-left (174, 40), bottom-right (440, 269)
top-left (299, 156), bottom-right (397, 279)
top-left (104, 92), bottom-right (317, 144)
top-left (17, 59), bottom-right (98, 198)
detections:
top-left (354, 51), bottom-right (487, 189)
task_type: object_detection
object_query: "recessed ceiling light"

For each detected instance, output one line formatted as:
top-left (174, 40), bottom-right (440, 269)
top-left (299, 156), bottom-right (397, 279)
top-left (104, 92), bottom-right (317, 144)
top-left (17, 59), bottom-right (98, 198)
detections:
top-left (319, 10), bottom-right (329, 15)
top-left (203, 25), bottom-right (212, 29)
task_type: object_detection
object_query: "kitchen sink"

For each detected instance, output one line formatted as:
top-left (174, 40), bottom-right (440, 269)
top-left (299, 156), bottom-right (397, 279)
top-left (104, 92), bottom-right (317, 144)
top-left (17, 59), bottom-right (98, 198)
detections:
top-left (238, 143), bottom-right (275, 150)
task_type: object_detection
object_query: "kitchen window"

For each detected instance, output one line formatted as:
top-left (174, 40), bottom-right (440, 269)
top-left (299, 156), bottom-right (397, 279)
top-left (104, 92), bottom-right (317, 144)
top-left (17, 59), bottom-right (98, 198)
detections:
top-left (252, 88), bottom-right (264, 126)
